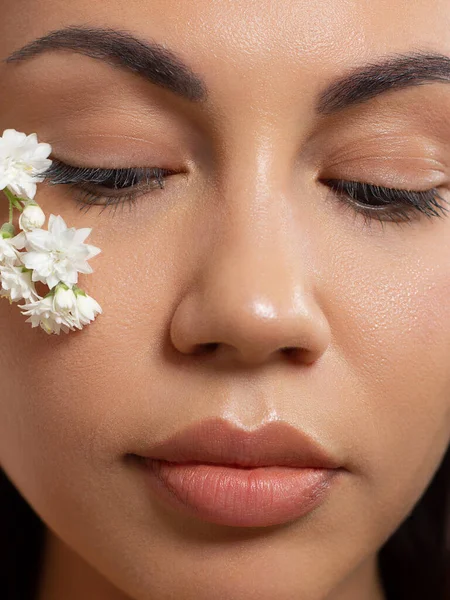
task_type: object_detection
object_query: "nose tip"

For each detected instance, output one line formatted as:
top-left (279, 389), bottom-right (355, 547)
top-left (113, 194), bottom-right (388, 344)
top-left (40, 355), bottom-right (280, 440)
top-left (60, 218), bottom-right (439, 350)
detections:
top-left (170, 285), bottom-right (331, 367)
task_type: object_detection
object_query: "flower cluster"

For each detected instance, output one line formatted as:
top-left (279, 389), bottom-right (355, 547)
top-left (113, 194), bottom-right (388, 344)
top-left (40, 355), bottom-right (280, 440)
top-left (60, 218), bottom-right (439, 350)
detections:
top-left (0, 129), bottom-right (102, 334)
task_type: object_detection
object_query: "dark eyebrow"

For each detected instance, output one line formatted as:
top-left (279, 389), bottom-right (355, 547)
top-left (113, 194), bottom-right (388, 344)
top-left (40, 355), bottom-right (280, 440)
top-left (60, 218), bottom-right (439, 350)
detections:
top-left (317, 51), bottom-right (450, 114)
top-left (5, 30), bottom-right (449, 116)
top-left (3, 25), bottom-right (207, 102)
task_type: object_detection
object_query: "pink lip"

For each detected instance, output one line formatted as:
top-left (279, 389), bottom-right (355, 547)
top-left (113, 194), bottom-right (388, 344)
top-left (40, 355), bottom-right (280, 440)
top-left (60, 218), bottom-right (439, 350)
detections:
top-left (136, 418), bottom-right (343, 527)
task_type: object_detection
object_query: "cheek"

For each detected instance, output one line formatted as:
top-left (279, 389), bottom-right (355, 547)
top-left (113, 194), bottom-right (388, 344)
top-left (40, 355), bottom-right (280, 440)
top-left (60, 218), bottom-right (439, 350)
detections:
top-left (0, 206), bottom-right (178, 515)
top-left (326, 229), bottom-right (450, 527)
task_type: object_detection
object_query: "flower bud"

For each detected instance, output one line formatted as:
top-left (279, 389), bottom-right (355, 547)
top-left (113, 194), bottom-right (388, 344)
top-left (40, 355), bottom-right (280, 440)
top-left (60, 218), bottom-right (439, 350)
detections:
top-left (0, 222), bottom-right (15, 238)
top-left (19, 202), bottom-right (46, 232)
top-left (53, 285), bottom-right (76, 312)
top-left (75, 292), bottom-right (102, 325)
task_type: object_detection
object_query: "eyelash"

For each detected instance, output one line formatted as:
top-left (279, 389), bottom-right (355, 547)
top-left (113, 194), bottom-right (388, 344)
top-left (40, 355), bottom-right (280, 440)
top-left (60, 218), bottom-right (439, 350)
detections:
top-left (321, 178), bottom-right (449, 229)
top-left (41, 159), bottom-right (450, 226)
top-left (42, 159), bottom-right (178, 215)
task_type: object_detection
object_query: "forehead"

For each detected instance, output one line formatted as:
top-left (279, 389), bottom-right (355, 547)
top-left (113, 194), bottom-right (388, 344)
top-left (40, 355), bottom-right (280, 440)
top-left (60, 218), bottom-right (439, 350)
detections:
top-left (3, 0), bottom-right (450, 78)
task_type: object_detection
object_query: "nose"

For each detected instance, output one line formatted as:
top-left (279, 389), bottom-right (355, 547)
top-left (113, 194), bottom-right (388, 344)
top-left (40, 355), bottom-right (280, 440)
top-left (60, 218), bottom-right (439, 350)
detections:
top-left (170, 155), bottom-right (331, 368)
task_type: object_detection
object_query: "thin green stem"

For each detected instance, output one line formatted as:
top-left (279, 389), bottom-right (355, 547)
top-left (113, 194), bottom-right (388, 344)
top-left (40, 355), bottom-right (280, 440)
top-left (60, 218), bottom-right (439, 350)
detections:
top-left (3, 189), bottom-right (14, 223)
top-left (3, 188), bottom-right (24, 217)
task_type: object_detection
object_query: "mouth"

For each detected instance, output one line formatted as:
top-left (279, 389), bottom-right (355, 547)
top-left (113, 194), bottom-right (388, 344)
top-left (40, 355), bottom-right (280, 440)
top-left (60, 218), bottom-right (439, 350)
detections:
top-left (132, 417), bottom-right (344, 528)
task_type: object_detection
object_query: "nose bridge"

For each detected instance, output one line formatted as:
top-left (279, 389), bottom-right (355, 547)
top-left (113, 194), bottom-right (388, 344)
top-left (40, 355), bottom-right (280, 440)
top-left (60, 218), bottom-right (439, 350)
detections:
top-left (216, 117), bottom-right (302, 245)
top-left (208, 126), bottom-right (313, 301)
top-left (217, 144), bottom-right (302, 297)
top-left (170, 127), bottom-right (331, 366)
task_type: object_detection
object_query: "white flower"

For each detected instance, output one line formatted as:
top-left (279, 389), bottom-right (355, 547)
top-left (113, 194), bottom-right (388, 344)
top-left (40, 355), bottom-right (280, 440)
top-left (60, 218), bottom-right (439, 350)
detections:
top-left (0, 263), bottom-right (40, 303)
top-left (53, 285), bottom-right (77, 312)
top-left (19, 201), bottom-right (46, 231)
top-left (20, 214), bottom-right (101, 289)
top-left (74, 291), bottom-right (102, 326)
top-left (0, 129), bottom-right (52, 201)
top-left (19, 295), bottom-right (78, 335)
top-left (0, 129), bottom-right (103, 335)
top-left (52, 285), bottom-right (83, 330)
top-left (0, 234), bottom-right (23, 266)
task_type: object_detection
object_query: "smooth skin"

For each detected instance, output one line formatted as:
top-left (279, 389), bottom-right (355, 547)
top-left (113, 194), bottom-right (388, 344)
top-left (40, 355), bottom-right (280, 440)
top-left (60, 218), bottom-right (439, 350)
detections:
top-left (1, 1), bottom-right (450, 599)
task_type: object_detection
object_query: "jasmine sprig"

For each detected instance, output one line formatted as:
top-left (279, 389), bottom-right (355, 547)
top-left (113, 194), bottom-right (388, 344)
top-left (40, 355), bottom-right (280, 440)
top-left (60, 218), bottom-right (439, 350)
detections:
top-left (0, 128), bottom-right (102, 334)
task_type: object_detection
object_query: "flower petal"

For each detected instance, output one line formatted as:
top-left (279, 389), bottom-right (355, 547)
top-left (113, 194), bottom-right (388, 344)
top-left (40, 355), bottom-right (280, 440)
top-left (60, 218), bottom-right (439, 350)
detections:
top-left (23, 229), bottom-right (52, 251)
top-left (22, 251), bottom-right (53, 274)
top-left (85, 244), bottom-right (101, 258)
top-left (48, 214), bottom-right (68, 236)
top-left (71, 227), bottom-right (92, 245)
top-left (32, 144), bottom-right (52, 160)
top-left (10, 232), bottom-right (27, 249)
top-left (2, 129), bottom-right (26, 144)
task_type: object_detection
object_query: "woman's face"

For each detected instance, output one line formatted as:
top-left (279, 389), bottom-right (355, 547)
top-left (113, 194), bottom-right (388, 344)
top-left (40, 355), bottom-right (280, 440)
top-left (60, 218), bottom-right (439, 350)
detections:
top-left (1, 1), bottom-right (450, 599)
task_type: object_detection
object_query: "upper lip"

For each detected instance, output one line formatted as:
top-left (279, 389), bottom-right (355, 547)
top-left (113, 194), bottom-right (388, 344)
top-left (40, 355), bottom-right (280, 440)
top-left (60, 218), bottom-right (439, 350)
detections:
top-left (137, 417), bottom-right (341, 469)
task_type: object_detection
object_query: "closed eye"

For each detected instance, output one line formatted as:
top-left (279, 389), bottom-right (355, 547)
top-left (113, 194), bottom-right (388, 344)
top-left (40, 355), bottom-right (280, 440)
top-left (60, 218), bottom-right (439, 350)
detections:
top-left (321, 178), bottom-right (449, 227)
top-left (40, 158), bottom-right (180, 213)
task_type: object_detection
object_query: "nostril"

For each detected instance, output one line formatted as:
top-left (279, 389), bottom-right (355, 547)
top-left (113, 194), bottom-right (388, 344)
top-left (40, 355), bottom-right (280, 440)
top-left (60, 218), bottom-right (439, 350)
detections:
top-left (281, 347), bottom-right (297, 356)
top-left (204, 343), bottom-right (219, 353)
top-left (281, 347), bottom-right (314, 364)
top-left (193, 343), bottom-right (219, 355)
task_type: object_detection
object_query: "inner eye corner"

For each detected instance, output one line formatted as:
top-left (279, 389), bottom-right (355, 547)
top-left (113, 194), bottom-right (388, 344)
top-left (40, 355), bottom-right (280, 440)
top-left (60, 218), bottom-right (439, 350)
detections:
top-left (317, 176), bottom-right (342, 187)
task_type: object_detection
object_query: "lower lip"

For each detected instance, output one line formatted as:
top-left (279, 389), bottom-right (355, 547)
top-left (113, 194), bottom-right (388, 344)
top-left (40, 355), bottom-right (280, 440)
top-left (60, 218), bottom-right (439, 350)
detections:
top-left (142, 459), bottom-right (340, 527)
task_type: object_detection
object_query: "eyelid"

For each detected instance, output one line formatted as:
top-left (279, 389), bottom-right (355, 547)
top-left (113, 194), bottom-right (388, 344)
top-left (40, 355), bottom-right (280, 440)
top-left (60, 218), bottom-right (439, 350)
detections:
top-left (47, 130), bottom-right (189, 165)
top-left (325, 153), bottom-right (447, 169)
top-left (321, 157), bottom-right (448, 190)
top-left (322, 178), bottom-right (450, 225)
top-left (41, 158), bottom-right (178, 186)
